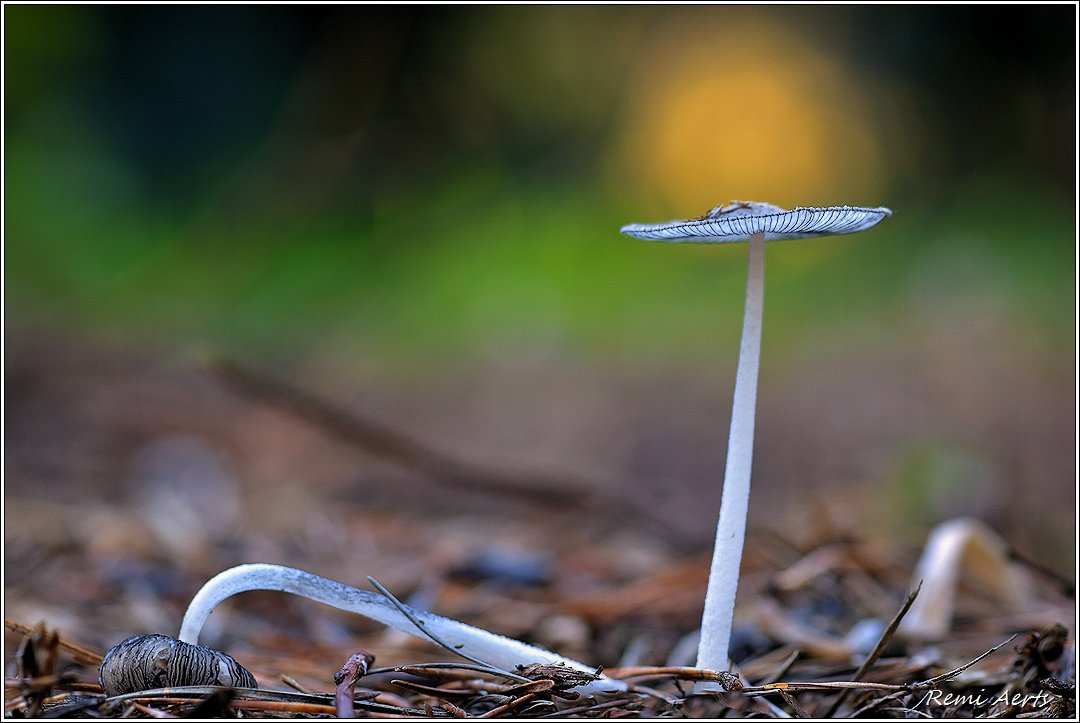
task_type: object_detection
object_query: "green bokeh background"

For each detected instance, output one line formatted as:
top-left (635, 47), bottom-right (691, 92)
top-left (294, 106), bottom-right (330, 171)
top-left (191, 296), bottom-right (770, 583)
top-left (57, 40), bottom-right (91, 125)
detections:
top-left (5, 5), bottom-right (1076, 562)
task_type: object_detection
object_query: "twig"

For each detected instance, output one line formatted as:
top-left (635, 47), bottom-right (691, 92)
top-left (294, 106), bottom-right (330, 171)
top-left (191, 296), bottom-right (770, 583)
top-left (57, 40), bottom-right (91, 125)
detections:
top-left (740, 680), bottom-right (908, 696)
top-left (184, 688), bottom-right (235, 718)
top-left (758, 649), bottom-right (801, 686)
top-left (129, 700), bottom-right (178, 717)
top-left (209, 357), bottom-right (584, 504)
top-left (335, 650), bottom-right (376, 718)
top-left (228, 698), bottom-right (338, 715)
top-left (208, 356), bottom-right (700, 546)
top-left (739, 635), bottom-right (1017, 701)
top-left (846, 687), bottom-right (909, 718)
top-left (438, 699), bottom-right (471, 718)
top-left (367, 576), bottom-right (510, 673)
top-left (497, 679), bottom-right (556, 697)
top-left (479, 693), bottom-right (539, 717)
top-left (393, 663), bottom-right (532, 685)
top-left (538, 696), bottom-right (641, 718)
top-left (626, 683), bottom-right (680, 705)
top-left (100, 685), bottom-right (441, 717)
top-left (819, 581), bottom-right (922, 716)
top-left (5, 619), bottom-right (103, 668)
top-left (39, 694), bottom-right (109, 718)
top-left (391, 680), bottom-right (481, 699)
top-left (604, 666), bottom-right (734, 687)
top-left (735, 633), bottom-right (1018, 712)
top-left (912, 635), bottom-right (1017, 689)
top-left (279, 674), bottom-right (310, 693)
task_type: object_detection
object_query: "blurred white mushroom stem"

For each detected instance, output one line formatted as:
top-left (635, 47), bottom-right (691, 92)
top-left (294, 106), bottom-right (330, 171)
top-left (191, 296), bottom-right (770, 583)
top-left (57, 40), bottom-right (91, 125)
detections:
top-left (899, 517), bottom-right (1033, 640)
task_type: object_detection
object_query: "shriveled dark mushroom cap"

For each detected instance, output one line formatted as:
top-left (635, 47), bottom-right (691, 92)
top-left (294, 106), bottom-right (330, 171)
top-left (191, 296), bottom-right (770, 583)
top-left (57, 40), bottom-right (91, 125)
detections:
top-left (620, 201), bottom-right (892, 243)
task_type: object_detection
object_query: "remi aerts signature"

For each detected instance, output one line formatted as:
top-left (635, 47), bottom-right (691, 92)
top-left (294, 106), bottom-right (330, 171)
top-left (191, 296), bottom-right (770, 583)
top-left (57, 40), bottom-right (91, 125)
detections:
top-left (915, 688), bottom-right (1054, 710)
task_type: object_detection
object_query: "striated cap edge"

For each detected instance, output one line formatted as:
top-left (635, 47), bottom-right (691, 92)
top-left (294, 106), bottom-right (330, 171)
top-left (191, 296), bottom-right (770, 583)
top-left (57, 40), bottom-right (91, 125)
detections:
top-left (620, 204), bottom-right (892, 243)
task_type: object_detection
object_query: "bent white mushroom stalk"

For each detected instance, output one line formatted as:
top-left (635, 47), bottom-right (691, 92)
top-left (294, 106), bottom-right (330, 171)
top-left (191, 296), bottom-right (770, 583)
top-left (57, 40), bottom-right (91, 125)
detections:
top-left (180, 563), bottom-right (625, 694)
top-left (621, 202), bottom-right (892, 686)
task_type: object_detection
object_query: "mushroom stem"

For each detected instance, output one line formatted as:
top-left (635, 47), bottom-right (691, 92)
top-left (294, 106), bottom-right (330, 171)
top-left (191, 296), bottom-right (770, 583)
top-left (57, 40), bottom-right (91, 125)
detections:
top-left (696, 230), bottom-right (766, 681)
top-left (898, 517), bottom-right (1033, 640)
top-left (179, 563), bottom-right (624, 694)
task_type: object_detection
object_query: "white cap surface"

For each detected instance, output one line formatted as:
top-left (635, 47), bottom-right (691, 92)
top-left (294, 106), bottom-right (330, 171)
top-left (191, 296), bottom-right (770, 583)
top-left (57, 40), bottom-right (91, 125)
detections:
top-left (620, 201), bottom-right (892, 243)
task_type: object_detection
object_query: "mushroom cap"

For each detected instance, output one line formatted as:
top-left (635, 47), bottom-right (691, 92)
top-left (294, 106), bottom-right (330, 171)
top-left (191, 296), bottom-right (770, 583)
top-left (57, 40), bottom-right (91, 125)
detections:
top-left (620, 201), bottom-right (892, 243)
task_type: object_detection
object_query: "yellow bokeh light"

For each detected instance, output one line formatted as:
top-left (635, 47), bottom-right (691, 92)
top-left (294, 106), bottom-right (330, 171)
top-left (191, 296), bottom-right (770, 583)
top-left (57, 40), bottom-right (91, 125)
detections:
top-left (613, 11), bottom-right (887, 213)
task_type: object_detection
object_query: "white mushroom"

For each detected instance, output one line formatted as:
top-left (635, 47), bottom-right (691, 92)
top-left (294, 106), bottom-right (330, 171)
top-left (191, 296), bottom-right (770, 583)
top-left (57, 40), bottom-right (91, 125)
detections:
top-left (898, 517), bottom-right (1032, 640)
top-left (621, 201), bottom-right (892, 683)
top-left (179, 563), bottom-right (625, 695)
